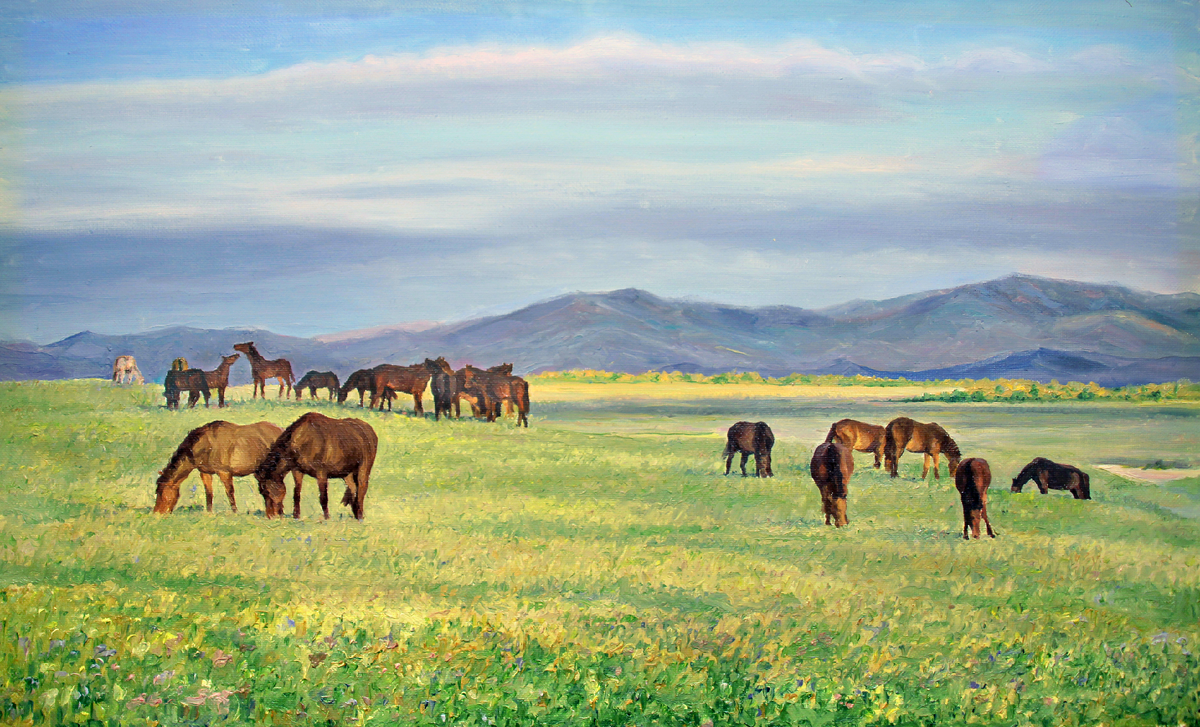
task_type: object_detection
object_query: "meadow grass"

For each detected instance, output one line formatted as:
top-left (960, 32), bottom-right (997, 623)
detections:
top-left (0, 379), bottom-right (1197, 726)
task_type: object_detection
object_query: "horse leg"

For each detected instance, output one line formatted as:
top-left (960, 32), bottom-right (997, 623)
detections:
top-left (317, 476), bottom-right (330, 520)
top-left (930, 452), bottom-right (941, 480)
top-left (821, 488), bottom-right (832, 525)
top-left (278, 378), bottom-right (285, 398)
top-left (921, 454), bottom-right (931, 479)
top-left (872, 447), bottom-right (881, 469)
top-left (739, 452), bottom-right (750, 477)
top-left (725, 453), bottom-right (734, 475)
top-left (292, 471), bottom-right (303, 519)
top-left (199, 472), bottom-right (215, 512)
top-left (218, 386), bottom-right (226, 408)
top-left (413, 390), bottom-right (424, 416)
top-left (981, 500), bottom-right (996, 538)
top-left (834, 498), bottom-right (848, 528)
top-left (220, 472), bottom-right (237, 513)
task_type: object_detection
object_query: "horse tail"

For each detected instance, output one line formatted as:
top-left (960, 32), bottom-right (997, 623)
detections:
top-left (1080, 471), bottom-right (1092, 500)
top-left (957, 461), bottom-right (984, 510)
top-left (824, 422), bottom-right (838, 444)
top-left (828, 446), bottom-right (846, 498)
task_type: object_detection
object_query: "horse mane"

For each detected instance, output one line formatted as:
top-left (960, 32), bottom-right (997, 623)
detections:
top-left (160, 423), bottom-right (217, 481)
top-left (940, 430), bottom-right (961, 459)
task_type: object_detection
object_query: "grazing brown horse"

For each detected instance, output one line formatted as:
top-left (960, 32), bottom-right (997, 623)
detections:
top-left (153, 420), bottom-right (283, 514)
top-left (367, 364), bottom-right (431, 414)
top-left (164, 369), bottom-right (211, 410)
top-left (825, 419), bottom-right (885, 469)
top-left (810, 442), bottom-right (853, 527)
top-left (338, 367), bottom-right (377, 407)
top-left (233, 342), bottom-right (294, 399)
top-left (955, 457), bottom-right (996, 539)
top-left (295, 370), bottom-right (340, 401)
top-left (424, 358), bottom-right (458, 420)
top-left (461, 365), bottom-right (530, 427)
top-left (201, 353), bottom-right (240, 408)
top-left (112, 355), bottom-right (144, 384)
top-left (723, 421), bottom-right (774, 477)
top-left (884, 417), bottom-right (961, 479)
top-left (254, 412), bottom-right (377, 520)
top-left (452, 368), bottom-right (483, 418)
top-left (1011, 457), bottom-right (1091, 500)
top-left (170, 357), bottom-right (189, 372)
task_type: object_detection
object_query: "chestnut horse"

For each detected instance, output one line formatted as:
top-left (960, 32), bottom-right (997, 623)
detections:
top-left (884, 417), bottom-right (961, 479)
top-left (461, 365), bottom-right (530, 427)
top-left (1011, 457), bottom-right (1091, 500)
top-left (201, 353), bottom-right (240, 408)
top-left (254, 412), bottom-right (377, 520)
top-left (153, 420), bottom-right (283, 514)
top-left (295, 370), bottom-right (340, 401)
top-left (810, 442), bottom-right (853, 527)
top-left (232, 342), bottom-right (294, 399)
top-left (112, 355), bottom-right (144, 385)
top-left (824, 419), bottom-right (885, 469)
top-left (723, 421), bottom-right (774, 477)
top-left (367, 364), bottom-right (430, 414)
top-left (164, 369), bottom-right (210, 410)
top-left (955, 457), bottom-right (996, 539)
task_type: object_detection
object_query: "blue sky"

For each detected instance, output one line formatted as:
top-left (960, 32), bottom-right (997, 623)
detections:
top-left (1, 0), bottom-right (1196, 342)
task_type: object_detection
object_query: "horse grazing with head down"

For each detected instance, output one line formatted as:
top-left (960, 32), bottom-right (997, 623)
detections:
top-left (955, 457), bottom-right (996, 539)
top-left (884, 417), bottom-right (961, 480)
top-left (461, 365), bottom-right (530, 426)
top-left (295, 371), bottom-right (340, 401)
top-left (153, 420), bottom-right (283, 514)
top-left (254, 412), bottom-right (377, 520)
top-left (723, 421), bottom-right (774, 477)
top-left (164, 369), bottom-right (211, 410)
top-left (112, 355), bottom-right (144, 385)
top-left (232, 342), bottom-right (294, 399)
top-left (201, 353), bottom-right (240, 408)
top-left (811, 441), bottom-right (853, 527)
top-left (1012, 457), bottom-right (1091, 500)
top-left (825, 419), bottom-right (885, 469)
top-left (338, 367), bottom-right (377, 407)
top-left (367, 364), bottom-right (431, 414)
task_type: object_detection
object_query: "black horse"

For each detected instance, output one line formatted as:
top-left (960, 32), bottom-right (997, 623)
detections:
top-left (1011, 457), bottom-right (1091, 500)
top-left (723, 421), bottom-right (774, 477)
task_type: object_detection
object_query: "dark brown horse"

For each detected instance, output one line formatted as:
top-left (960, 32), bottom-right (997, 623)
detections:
top-left (884, 417), bottom-right (961, 479)
top-left (424, 357), bottom-right (458, 420)
top-left (164, 369), bottom-right (211, 410)
top-left (338, 367), bottom-right (377, 406)
top-left (723, 421), bottom-right (774, 477)
top-left (295, 370), bottom-right (340, 401)
top-left (825, 419), bottom-right (885, 469)
top-left (201, 353), bottom-right (240, 408)
top-left (233, 342), bottom-right (294, 399)
top-left (955, 457), bottom-right (996, 539)
top-left (461, 365), bottom-right (530, 427)
top-left (254, 412), bottom-right (378, 520)
top-left (810, 442), bottom-right (853, 527)
top-left (154, 420), bottom-right (283, 514)
top-left (1012, 457), bottom-right (1091, 500)
top-left (367, 364), bottom-right (430, 414)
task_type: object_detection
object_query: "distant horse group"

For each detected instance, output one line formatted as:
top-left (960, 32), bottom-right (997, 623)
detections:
top-left (728, 415), bottom-right (1092, 540)
top-left (155, 413), bottom-right (377, 521)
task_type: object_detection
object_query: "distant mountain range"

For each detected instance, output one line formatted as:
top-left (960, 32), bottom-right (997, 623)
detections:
top-left (3, 275), bottom-right (1199, 387)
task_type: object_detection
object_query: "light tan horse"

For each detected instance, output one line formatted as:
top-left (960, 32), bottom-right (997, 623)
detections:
top-left (154, 420), bottom-right (283, 514)
top-left (824, 419), bottom-right (885, 468)
top-left (883, 416), bottom-right (961, 480)
top-left (112, 355), bottom-right (144, 384)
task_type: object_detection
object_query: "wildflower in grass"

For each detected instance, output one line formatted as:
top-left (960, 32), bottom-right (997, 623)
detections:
top-left (211, 649), bottom-right (234, 667)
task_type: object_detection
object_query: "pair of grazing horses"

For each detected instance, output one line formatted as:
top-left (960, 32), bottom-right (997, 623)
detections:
top-left (162, 354), bottom-right (240, 409)
top-left (825, 417), bottom-right (960, 480)
top-left (154, 412), bottom-right (377, 520)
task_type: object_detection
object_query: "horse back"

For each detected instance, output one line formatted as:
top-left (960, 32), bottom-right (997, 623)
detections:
top-left (955, 457), bottom-right (991, 507)
top-left (283, 413), bottom-right (378, 478)
top-left (724, 421), bottom-right (754, 454)
top-left (810, 442), bottom-right (850, 497)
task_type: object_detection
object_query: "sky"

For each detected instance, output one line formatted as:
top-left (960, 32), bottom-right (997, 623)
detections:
top-left (1, 0), bottom-right (1197, 343)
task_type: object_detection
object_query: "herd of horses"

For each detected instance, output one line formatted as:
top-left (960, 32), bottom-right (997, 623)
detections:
top-left (113, 342), bottom-right (531, 426)
top-left (724, 416), bottom-right (1091, 540)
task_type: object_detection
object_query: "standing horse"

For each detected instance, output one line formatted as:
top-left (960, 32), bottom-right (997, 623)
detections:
top-left (424, 358), bottom-right (458, 420)
top-left (367, 364), bottom-right (431, 414)
top-left (810, 442), bottom-right (853, 527)
top-left (825, 419), bottom-right (885, 469)
top-left (153, 420), bottom-right (283, 514)
top-left (232, 342), bottom-right (294, 399)
top-left (112, 355), bottom-right (144, 385)
top-left (170, 358), bottom-right (189, 372)
top-left (461, 365), bottom-right (530, 427)
top-left (295, 371), bottom-right (340, 401)
top-left (201, 353), bottom-right (240, 408)
top-left (1011, 457), bottom-right (1091, 500)
top-left (955, 457), bottom-right (996, 539)
top-left (163, 369), bottom-right (211, 410)
top-left (722, 421), bottom-right (774, 477)
top-left (254, 412), bottom-right (377, 520)
top-left (338, 367), bottom-right (378, 407)
top-left (884, 417), bottom-right (961, 479)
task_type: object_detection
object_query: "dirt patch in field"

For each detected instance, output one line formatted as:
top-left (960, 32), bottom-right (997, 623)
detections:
top-left (1096, 464), bottom-right (1200, 484)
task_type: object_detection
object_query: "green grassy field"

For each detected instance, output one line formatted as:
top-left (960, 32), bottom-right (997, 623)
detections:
top-left (0, 379), bottom-right (1197, 726)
